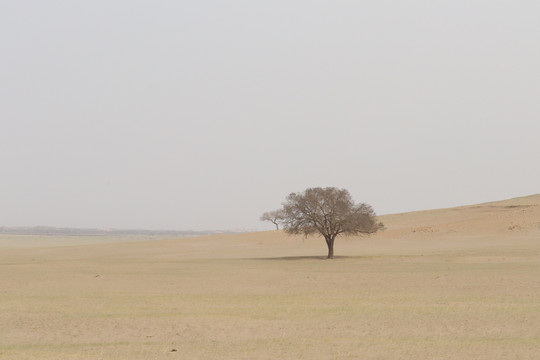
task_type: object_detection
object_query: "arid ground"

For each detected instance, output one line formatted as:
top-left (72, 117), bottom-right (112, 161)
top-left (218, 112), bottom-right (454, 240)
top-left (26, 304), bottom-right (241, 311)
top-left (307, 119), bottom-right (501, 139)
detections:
top-left (2, 195), bottom-right (540, 359)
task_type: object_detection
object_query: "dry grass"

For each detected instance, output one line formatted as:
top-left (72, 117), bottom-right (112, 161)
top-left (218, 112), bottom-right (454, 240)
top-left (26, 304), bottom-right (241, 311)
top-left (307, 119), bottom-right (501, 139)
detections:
top-left (2, 194), bottom-right (540, 359)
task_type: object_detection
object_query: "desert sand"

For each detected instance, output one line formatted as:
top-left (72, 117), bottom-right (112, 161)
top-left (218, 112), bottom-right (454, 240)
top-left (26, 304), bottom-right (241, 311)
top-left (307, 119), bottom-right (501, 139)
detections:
top-left (1, 194), bottom-right (540, 359)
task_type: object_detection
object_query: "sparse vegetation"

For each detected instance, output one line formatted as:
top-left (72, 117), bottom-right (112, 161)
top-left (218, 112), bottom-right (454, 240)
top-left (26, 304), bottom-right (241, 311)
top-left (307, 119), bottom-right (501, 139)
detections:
top-left (260, 210), bottom-right (285, 230)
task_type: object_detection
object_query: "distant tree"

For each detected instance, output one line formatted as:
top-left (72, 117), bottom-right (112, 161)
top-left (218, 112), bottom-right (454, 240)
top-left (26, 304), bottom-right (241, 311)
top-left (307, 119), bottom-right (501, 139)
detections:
top-left (276, 187), bottom-right (383, 259)
top-left (260, 209), bottom-right (285, 230)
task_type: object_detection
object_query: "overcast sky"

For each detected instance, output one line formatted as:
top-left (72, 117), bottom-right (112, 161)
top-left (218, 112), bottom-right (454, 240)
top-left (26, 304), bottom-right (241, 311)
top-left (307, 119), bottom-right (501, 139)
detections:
top-left (1, 1), bottom-right (539, 231)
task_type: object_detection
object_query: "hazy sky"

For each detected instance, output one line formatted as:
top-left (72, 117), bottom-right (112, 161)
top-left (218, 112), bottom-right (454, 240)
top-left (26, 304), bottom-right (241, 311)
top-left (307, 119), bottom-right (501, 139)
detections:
top-left (1, 1), bottom-right (539, 231)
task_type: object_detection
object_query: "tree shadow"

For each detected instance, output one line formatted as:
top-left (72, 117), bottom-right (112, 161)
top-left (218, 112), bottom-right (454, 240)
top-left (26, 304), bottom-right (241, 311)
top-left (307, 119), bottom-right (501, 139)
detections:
top-left (245, 255), bottom-right (362, 261)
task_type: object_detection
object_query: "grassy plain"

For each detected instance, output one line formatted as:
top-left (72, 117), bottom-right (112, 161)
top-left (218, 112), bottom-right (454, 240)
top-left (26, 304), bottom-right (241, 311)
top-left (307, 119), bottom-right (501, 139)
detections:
top-left (1, 195), bottom-right (540, 359)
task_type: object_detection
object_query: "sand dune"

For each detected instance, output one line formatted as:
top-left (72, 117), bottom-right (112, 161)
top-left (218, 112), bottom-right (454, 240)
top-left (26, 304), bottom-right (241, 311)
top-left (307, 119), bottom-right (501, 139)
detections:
top-left (1, 194), bottom-right (540, 359)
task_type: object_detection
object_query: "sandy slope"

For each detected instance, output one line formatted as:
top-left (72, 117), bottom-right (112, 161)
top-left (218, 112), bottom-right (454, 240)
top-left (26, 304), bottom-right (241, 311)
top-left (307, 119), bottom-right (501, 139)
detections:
top-left (380, 193), bottom-right (540, 236)
top-left (1, 194), bottom-right (540, 359)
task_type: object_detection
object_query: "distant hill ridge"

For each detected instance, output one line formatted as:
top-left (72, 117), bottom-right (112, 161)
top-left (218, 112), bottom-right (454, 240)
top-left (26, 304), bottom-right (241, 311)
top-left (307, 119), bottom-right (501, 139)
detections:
top-left (0, 226), bottom-right (237, 237)
top-left (476, 193), bottom-right (540, 207)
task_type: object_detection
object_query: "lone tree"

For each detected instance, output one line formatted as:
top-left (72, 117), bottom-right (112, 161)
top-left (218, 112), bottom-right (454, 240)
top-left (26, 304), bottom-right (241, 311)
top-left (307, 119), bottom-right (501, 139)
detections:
top-left (260, 209), bottom-right (285, 230)
top-left (271, 187), bottom-right (383, 259)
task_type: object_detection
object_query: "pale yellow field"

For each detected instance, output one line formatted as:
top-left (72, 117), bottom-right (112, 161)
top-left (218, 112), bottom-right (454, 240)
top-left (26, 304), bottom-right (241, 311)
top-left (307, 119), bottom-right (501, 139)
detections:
top-left (2, 195), bottom-right (540, 359)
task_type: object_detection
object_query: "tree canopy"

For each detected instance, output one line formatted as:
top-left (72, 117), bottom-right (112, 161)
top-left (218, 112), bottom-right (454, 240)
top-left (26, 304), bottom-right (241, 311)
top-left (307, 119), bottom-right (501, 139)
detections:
top-left (266, 187), bottom-right (383, 259)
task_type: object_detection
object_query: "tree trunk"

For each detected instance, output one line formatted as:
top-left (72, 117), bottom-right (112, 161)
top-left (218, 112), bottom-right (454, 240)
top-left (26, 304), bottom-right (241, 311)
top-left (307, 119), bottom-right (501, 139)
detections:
top-left (326, 236), bottom-right (335, 259)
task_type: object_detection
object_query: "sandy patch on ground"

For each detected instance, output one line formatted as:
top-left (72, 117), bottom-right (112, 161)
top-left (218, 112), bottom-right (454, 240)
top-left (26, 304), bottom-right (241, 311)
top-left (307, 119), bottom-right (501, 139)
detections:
top-left (1, 194), bottom-right (540, 359)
